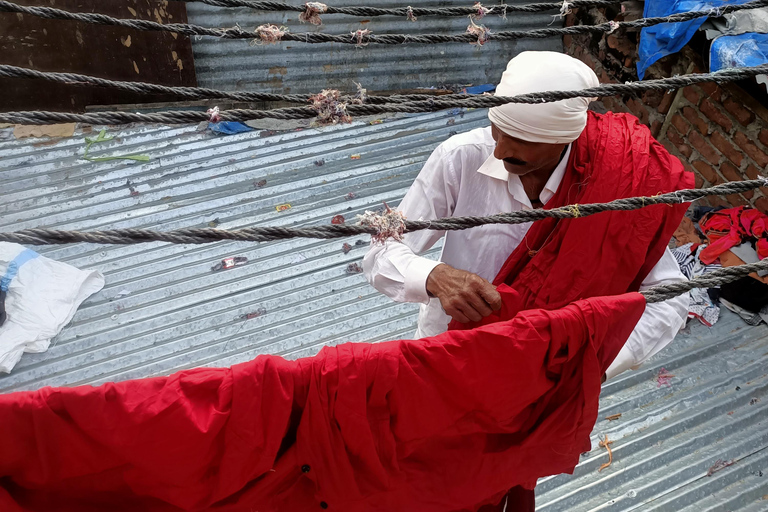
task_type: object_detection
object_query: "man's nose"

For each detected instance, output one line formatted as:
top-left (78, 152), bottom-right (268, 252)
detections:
top-left (494, 137), bottom-right (515, 161)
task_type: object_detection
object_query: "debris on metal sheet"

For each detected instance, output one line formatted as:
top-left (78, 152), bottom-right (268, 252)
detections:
top-left (109, 289), bottom-right (132, 302)
top-left (309, 89), bottom-right (351, 125)
top-left (728, 410), bottom-right (735, 415)
top-left (406, 6), bottom-right (416, 22)
top-left (357, 203), bottom-right (407, 243)
top-left (345, 192), bottom-right (357, 201)
top-left (14, 123), bottom-right (75, 139)
top-left (240, 307), bottom-right (267, 320)
top-left (355, 239), bottom-right (367, 247)
top-left (471, 2), bottom-right (491, 19)
top-left (707, 459), bottom-right (735, 476)
top-left (211, 256), bottom-right (248, 272)
top-left (260, 130), bottom-right (278, 138)
top-left (353, 82), bottom-right (367, 105)
top-left (208, 218), bottom-right (221, 228)
top-left (750, 397), bottom-right (760, 405)
top-left (254, 179), bottom-right (267, 188)
top-left (449, 130), bottom-right (459, 136)
top-left (299, 2), bottom-right (327, 25)
top-left (598, 435), bottom-right (614, 472)
top-left (206, 106), bottom-right (221, 123)
top-left (289, 253), bottom-right (307, 264)
top-left (467, 19), bottom-right (491, 46)
top-left (253, 24), bottom-right (288, 45)
top-left (275, 203), bottom-right (291, 212)
top-left (208, 121), bottom-right (252, 135)
top-left (557, 0), bottom-right (573, 18)
top-left (350, 154), bottom-right (362, 160)
top-left (331, 215), bottom-right (345, 225)
top-left (736, 386), bottom-right (742, 391)
top-left (82, 130), bottom-right (150, 162)
top-left (605, 413), bottom-right (622, 421)
top-left (656, 367), bottom-right (675, 387)
top-left (463, 85), bottom-right (495, 95)
top-left (351, 29), bottom-right (372, 48)
top-left (342, 243), bottom-right (352, 254)
top-left (126, 179), bottom-right (140, 197)
top-left (346, 262), bottom-right (363, 274)
top-left (314, 159), bottom-right (325, 167)
top-left (369, 119), bottom-right (384, 125)
top-left (447, 118), bottom-right (456, 126)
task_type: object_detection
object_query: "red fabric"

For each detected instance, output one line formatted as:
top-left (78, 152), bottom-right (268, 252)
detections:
top-left (495, 111), bottom-right (690, 310)
top-left (699, 206), bottom-right (768, 264)
top-left (0, 290), bottom-right (646, 512)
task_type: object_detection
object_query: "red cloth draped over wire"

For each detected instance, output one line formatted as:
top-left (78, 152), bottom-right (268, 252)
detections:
top-left (0, 112), bottom-right (691, 511)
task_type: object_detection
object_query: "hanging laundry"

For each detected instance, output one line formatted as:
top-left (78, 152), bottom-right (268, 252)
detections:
top-left (672, 243), bottom-right (722, 326)
top-left (0, 288), bottom-right (646, 512)
top-left (0, 243), bottom-right (104, 373)
top-left (699, 206), bottom-right (768, 264)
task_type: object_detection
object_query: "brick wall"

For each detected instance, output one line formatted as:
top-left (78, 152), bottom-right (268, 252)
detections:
top-left (563, 6), bottom-right (768, 212)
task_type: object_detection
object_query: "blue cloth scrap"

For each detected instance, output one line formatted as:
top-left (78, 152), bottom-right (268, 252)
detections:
top-left (208, 122), bottom-right (254, 135)
top-left (464, 84), bottom-right (496, 94)
top-left (638, 0), bottom-right (754, 80)
top-left (711, 32), bottom-right (768, 71)
top-left (1, 249), bottom-right (39, 292)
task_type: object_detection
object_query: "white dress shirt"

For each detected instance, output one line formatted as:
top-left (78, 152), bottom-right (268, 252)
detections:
top-left (363, 127), bottom-right (689, 379)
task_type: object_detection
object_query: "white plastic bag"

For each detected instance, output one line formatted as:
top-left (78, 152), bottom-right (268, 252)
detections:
top-left (0, 243), bottom-right (105, 373)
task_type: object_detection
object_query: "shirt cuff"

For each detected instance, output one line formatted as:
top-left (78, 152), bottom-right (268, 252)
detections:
top-left (404, 259), bottom-right (443, 305)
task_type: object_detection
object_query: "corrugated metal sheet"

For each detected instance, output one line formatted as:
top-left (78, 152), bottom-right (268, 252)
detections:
top-left (1, 110), bottom-right (767, 509)
top-left (186, 0), bottom-right (562, 93)
top-left (0, 110), bottom-right (478, 392)
top-left (537, 309), bottom-right (768, 511)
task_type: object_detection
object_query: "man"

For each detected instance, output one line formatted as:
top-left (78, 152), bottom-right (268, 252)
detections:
top-left (364, 51), bottom-right (691, 509)
top-left (364, 51), bottom-right (689, 379)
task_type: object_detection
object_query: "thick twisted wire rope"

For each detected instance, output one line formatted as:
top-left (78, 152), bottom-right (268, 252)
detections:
top-left (174, 0), bottom-right (620, 17)
top-left (5, 65), bottom-right (768, 126)
top-left (642, 259), bottom-right (768, 303)
top-left (0, 180), bottom-right (764, 246)
top-left (3, 65), bottom-right (768, 110)
top-left (1, 0), bottom-right (766, 44)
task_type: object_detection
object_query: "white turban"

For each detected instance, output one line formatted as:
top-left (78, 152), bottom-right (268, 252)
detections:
top-left (488, 51), bottom-right (599, 144)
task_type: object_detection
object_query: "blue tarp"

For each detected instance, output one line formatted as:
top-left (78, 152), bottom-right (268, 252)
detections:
top-left (710, 32), bottom-right (768, 71)
top-left (638, 0), bottom-right (754, 79)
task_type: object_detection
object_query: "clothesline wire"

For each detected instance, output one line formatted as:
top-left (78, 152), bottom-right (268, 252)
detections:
top-left (1, 0), bottom-right (766, 45)
top-left (3, 64), bottom-right (768, 110)
top-left (642, 259), bottom-right (768, 303)
top-left (1, 179), bottom-right (763, 247)
top-left (174, 0), bottom-right (621, 17)
top-left (6, 65), bottom-right (768, 126)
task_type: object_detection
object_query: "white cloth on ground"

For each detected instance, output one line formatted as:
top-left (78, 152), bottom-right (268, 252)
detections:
top-left (487, 51), bottom-right (600, 144)
top-left (0, 242), bottom-right (105, 373)
top-left (363, 127), bottom-right (689, 380)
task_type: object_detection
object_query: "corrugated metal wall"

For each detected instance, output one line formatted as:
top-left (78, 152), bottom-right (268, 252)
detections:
top-left (186, 0), bottom-right (562, 93)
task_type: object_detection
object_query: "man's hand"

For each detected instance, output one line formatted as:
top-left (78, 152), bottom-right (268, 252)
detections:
top-left (426, 264), bottom-right (502, 323)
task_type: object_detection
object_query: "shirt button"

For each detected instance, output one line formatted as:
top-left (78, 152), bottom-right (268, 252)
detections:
top-left (320, 502), bottom-right (329, 509)
top-left (301, 465), bottom-right (311, 473)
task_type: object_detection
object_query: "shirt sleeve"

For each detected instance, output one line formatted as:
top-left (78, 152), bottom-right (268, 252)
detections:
top-left (363, 144), bottom-right (461, 304)
top-left (605, 246), bottom-right (689, 379)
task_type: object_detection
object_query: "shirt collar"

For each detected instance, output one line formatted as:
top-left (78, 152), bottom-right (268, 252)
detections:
top-left (476, 144), bottom-right (572, 209)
